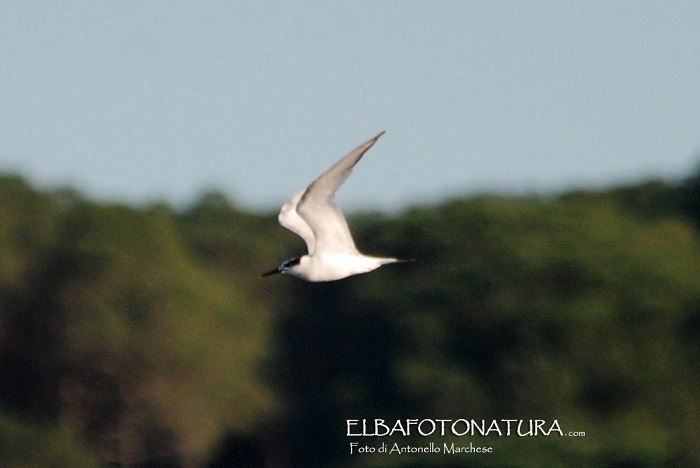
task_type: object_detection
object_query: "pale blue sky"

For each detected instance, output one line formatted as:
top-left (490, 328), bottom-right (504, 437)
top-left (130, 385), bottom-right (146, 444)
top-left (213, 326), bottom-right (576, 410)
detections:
top-left (2, 1), bottom-right (700, 210)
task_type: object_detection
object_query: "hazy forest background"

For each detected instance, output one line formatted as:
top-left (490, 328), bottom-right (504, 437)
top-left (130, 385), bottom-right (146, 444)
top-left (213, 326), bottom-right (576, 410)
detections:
top-left (0, 167), bottom-right (698, 467)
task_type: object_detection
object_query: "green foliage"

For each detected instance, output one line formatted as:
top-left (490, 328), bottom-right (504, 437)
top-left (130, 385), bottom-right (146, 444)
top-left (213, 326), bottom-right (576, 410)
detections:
top-left (272, 192), bottom-right (700, 466)
top-left (350, 194), bottom-right (700, 466)
top-left (0, 410), bottom-right (98, 467)
top-left (0, 175), bottom-right (59, 289)
top-left (0, 173), bottom-right (698, 466)
top-left (0, 179), bottom-right (274, 466)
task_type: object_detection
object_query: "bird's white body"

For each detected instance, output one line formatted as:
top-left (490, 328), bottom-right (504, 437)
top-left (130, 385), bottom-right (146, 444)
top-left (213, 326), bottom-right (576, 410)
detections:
top-left (262, 131), bottom-right (411, 282)
top-left (289, 253), bottom-right (402, 282)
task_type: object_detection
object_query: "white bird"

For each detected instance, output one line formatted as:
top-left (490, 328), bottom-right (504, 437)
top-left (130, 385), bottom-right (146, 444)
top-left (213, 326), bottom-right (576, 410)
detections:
top-left (262, 131), bottom-right (412, 282)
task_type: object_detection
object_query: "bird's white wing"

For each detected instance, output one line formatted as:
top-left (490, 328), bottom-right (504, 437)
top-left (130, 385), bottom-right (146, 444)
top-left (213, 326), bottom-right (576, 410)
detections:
top-left (297, 131), bottom-right (385, 255)
top-left (278, 186), bottom-right (316, 254)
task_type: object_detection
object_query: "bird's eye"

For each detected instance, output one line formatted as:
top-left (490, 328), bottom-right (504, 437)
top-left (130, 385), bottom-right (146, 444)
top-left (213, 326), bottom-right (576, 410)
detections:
top-left (282, 257), bottom-right (300, 269)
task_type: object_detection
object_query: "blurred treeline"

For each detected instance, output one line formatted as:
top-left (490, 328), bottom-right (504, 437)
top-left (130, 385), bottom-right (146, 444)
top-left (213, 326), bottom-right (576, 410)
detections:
top-left (0, 170), bottom-right (698, 467)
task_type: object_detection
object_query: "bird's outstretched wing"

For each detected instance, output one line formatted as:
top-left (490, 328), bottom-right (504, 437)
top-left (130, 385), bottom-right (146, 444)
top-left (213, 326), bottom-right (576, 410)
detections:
top-left (297, 131), bottom-right (385, 256)
top-left (278, 186), bottom-right (316, 254)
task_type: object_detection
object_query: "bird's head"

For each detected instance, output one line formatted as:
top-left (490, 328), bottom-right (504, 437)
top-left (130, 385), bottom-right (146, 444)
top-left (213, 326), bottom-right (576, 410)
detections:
top-left (262, 256), bottom-right (302, 277)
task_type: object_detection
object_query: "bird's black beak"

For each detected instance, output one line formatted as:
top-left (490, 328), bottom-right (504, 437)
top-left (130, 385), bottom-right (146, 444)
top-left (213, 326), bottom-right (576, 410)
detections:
top-left (261, 267), bottom-right (282, 277)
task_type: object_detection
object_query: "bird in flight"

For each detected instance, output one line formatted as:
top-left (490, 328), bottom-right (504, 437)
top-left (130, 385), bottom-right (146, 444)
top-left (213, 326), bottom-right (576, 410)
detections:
top-left (262, 131), bottom-right (412, 282)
